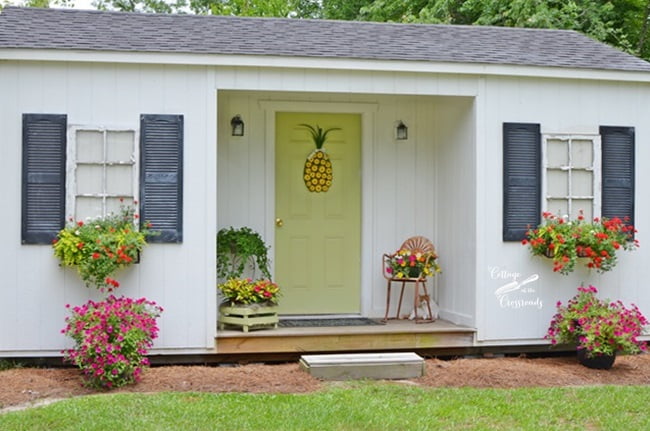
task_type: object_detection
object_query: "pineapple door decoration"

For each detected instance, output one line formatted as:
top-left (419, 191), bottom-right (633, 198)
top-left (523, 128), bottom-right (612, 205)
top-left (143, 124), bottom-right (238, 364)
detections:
top-left (300, 124), bottom-right (340, 193)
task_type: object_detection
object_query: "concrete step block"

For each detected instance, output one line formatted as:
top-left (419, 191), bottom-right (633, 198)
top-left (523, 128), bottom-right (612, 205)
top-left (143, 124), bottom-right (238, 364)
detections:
top-left (299, 352), bottom-right (425, 380)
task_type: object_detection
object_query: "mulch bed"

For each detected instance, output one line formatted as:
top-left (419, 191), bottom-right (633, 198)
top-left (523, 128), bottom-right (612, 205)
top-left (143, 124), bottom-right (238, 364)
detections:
top-left (3, 354), bottom-right (650, 412)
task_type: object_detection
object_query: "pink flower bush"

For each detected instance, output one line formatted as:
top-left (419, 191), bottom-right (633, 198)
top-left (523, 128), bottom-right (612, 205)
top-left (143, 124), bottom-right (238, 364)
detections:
top-left (62, 295), bottom-right (163, 389)
top-left (546, 285), bottom-right (648, 358)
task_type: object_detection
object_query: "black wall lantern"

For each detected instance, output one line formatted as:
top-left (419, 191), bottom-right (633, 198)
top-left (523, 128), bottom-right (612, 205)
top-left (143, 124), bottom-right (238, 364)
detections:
top-left (231, 115), bottom-right (245, 137)
top-left (396, 121), bottom-right (408, 140)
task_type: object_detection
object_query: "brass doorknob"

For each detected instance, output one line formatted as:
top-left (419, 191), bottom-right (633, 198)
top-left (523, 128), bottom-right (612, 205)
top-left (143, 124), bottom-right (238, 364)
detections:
top-left (275, 218), bottom-right (284, 227)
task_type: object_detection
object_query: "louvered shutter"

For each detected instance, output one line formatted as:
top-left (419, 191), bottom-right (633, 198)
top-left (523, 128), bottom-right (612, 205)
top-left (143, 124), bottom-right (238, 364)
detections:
top-left (140, 114), bottom-right (183, 243)
top-left (601, 126), bottom-right (634, 227)
top-left (22, 114), bottom-right (67, 244)
top-left (503, 123), bottom-right (541, 241)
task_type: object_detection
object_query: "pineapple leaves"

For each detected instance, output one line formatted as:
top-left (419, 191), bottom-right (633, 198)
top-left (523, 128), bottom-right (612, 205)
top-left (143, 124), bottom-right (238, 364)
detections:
top-left (299, 123), bottom-right (341, 150)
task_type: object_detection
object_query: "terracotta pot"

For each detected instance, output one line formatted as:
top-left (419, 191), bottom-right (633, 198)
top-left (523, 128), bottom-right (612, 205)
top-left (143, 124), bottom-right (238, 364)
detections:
top-left (577, 348), bottom-right (616, 370)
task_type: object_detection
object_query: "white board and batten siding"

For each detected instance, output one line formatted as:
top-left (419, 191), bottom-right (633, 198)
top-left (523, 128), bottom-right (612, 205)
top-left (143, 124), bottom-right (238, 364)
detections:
top-left (2, 54), bottom-right (650, 357)
top-left (0, 61), bottom-right (217, 356)
top-left (476, 76), bottom-right (650, 344)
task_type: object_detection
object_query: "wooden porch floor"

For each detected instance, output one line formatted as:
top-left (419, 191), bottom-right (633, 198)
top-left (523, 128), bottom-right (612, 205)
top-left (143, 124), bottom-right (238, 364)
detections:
top-left (216, 319), bottom-right (475, 355)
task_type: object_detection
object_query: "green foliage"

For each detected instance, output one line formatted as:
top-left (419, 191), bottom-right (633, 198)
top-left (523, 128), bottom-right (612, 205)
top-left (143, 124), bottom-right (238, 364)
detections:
top-left (4, 385), bottom-right (650, 429)
top-left (3, 0), bottom-right (75, 8)
top-left (321, 0), bottom-right (374, 20)
top-left (0, 359), bottom-right (23, 371)
top-left (216, 227), bottom-right (271, 281)
top-left (93, 0), bottom-right (187, 13)
top-left (189, 0), bottom-right (292, 16)
top-left (52, 203), bottom-right (154, 291)
top-left (299, 123), bottom-right (340, 150)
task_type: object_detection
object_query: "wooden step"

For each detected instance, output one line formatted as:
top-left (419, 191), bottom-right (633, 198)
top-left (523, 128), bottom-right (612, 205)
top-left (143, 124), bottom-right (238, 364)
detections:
top-left (216, 319), bottom-right (476, 354)
top-left (299, 352), bottom-right (424, 380)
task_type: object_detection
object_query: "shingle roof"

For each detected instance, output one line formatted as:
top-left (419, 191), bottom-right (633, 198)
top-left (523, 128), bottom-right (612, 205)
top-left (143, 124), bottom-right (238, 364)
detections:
top-left (2, 6), bottom-right (650, 72)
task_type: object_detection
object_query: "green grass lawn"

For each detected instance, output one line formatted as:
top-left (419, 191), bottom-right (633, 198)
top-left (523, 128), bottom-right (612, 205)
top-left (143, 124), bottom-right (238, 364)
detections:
top-left (2, 383), bottom-right (648, 430)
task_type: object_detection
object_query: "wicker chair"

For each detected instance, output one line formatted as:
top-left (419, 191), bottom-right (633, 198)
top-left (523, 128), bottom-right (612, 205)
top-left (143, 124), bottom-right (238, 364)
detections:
top-left (382, 236), bottom-right (436, 323)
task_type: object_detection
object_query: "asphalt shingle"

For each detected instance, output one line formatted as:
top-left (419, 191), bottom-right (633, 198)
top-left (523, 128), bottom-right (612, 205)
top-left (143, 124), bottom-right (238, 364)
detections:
top-left (1, 6), bottom-right (649, 72)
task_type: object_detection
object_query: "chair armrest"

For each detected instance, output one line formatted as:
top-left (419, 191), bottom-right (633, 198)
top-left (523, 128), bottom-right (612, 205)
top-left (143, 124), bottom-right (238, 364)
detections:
top-left (381, 253), bottom-right (394, 280)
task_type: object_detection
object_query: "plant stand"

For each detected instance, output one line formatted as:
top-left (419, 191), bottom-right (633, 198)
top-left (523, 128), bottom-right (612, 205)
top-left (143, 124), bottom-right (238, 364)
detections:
top-left (218, 304), bottom-right (279, 333)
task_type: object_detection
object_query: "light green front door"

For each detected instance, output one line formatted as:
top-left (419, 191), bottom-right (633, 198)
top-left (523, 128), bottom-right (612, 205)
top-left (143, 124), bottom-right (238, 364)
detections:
top-left (275, 112), bottom-right (361, 314)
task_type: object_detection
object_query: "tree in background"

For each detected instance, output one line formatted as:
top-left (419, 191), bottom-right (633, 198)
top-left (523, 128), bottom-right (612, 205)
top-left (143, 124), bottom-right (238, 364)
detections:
top-left (356, 0), bottom-right (650, 60)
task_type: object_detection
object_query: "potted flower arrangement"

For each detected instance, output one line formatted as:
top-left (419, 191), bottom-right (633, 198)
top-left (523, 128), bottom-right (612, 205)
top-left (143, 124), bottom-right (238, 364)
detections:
top-left (218, 278), bottom-right (280, 306)
top-left (522, 211), bottom-right (638, 275)
top-left (546, 285), bottom-right (648, 369)
top-left (385, 249), bottom-right (441, 279)
top-left (216, 227), bottom-right (280, 331)
top-left (218, 278), bottom-right (281, 332)
top-left (52, 202), bottom-right (154, 291)
top-left (53, 201), bottom-right (162, 389)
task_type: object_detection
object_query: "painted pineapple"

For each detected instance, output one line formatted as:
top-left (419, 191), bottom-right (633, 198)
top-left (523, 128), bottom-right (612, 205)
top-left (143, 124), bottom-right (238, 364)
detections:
top-left (301, 124), bottom-right (339, 193)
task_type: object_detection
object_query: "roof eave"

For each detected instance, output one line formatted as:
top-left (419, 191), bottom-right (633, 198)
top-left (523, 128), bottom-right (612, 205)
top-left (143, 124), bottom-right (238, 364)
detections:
top-left (2, 48), bottom-right (650, 84)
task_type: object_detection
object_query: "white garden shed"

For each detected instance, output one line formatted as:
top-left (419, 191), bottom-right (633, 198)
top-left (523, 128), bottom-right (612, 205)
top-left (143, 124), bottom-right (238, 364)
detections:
top-left (1, 6), bottom-right (650, 358)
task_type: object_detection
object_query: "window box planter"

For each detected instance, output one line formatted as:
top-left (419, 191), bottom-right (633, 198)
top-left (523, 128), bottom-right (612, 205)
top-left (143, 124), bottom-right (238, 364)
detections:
top-left (218, 303), bottom-right (279, 333)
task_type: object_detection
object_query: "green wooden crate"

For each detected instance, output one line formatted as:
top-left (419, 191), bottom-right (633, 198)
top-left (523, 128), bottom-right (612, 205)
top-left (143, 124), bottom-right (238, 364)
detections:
top-left (219, 304), bottom-right (279, 333)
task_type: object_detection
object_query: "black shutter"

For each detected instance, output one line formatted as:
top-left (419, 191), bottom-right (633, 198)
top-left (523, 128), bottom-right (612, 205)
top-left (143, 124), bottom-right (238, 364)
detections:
top-left (503, 123), bottom-right (541, 241)
top-left (22, 114), bottom-right (67, 244)
top-left (140, 114), bottom-right (183, 243)
top-left (601, 126), bottom-right (634, 227)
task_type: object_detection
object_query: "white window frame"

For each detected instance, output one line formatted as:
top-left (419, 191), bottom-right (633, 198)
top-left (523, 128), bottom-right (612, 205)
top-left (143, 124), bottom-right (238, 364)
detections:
top-left (541, 133), bottom-right (601, 219)
top-left (66, 125), bottom-right (140, 220)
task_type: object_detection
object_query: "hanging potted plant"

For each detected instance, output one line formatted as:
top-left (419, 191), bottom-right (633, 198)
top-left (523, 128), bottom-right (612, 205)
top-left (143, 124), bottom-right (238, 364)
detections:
top-left (217, 226), bottom-right (271, 281)
top-left (522, 212), bottom-right (638, 275)
top-left (216, 227), bottom-right (279, 332)
top-left (546, 285), bottom-right (648, 369)
top-left (52, 202), bottom-right (155, 292)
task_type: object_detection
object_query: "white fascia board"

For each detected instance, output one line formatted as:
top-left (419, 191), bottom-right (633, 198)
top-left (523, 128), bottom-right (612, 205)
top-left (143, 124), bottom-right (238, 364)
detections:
top-left (2, 48), bottom-right (650, 83)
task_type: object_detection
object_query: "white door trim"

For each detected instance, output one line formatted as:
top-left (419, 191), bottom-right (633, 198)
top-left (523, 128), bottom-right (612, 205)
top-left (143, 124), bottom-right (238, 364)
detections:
top-left (260, 100), bottom-right (378, 316)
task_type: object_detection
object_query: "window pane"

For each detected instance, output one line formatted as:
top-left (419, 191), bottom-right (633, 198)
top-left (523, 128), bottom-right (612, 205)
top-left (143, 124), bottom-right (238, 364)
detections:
top-left (547, 199), bottom-right (568, 217)
top-left (547, 139), bottom-right (568, 167)
top-left (106, 165), bottom-right (133, 195)
top-left (572, 200), bottom-right (592, 221)
top-left (547, 170), bottom-right (568, 197)
top-left (572, 170), bottom-right (593, 197)
top-left (106, 197), bottom-right (126, 216)
top-left (77, 131), bottom-right (103, 162)
top-left (76, 165), bottom-right (104, 195)
top-left (76, 196), bottom-right (104, 220)
top-left (106, 131), bottom-right (134, 162)
top-left (571, 140), bottom-right (593, 169)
